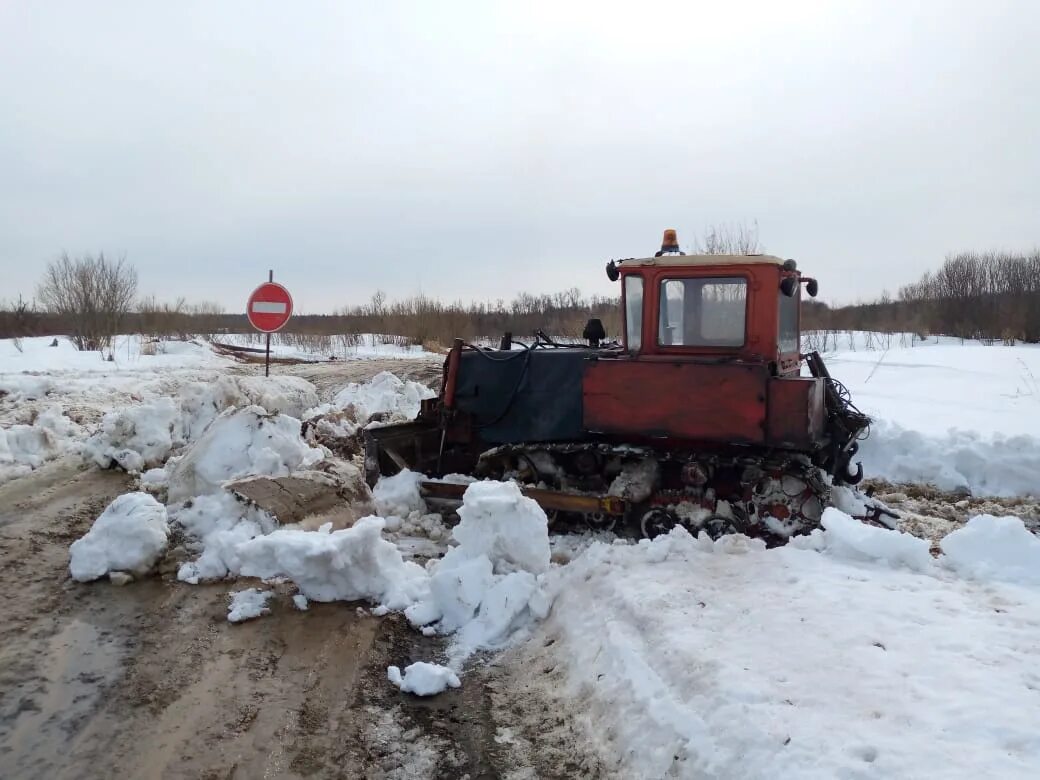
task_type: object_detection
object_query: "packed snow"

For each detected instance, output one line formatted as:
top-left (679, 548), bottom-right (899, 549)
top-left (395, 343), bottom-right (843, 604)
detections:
top-left (69, 492), bottom-right (170, 582)
top-left (387, 662), bottom-right (462, 697)
top-left (227, 588), bottom-right (274, 623)
top-left (508, 519), bottom-right (1040, 779)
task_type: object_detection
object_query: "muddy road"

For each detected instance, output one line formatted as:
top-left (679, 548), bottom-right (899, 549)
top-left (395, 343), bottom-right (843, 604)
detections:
top-left (0, 357), bottom-right (571, 780)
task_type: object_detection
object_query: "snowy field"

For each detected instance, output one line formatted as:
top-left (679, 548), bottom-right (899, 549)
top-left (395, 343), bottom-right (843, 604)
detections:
top-left (3, 331), bottom-right (1040, 777)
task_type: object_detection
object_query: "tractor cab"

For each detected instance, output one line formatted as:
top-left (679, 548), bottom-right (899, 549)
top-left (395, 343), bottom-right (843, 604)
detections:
top-left (606, 234), bottom-right (817, 377)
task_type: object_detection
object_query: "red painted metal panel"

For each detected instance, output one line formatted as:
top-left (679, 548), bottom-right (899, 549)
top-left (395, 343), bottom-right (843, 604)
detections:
top-left (583, 360), bottom-right (768, 444)
top-left (766, 377), bottom-right (827, 449)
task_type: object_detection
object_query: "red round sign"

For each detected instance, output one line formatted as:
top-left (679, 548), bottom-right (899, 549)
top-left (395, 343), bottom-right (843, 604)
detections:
top-left (247, 282), bottom-right (294, 333)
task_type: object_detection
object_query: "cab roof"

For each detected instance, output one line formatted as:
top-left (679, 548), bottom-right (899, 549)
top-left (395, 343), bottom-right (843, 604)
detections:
top-left (618, 253), bottom-right (787, 268)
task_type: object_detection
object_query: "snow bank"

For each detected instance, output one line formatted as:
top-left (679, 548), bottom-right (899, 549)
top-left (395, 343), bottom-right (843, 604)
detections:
top-left (509, 524), bottom-right (1040, 779)
top-left (173, 491), bottom-right (278, 583)
top-left (860, 421), bottom-right (1040, 498)
top-left (83, 376), bottom-right (319, 473)
top-left (0, 406), bottom-right (84, 484)
top-left (236, 517), bottom-right (429, 608)
top-left (819, 507), bottom-right (934, 572)
top-left (69, 492), bottom-right (169, 582)
top-left (810, 338), bottom-right (1040, 498)
top-left (940, 514), bottom-right (1040, 586)
top-left (227, 588), bottom-right (273, 623)
top-left (387, 662), bottom-right (461, 697)
top-left (166, 406), bottom-right (324, 502)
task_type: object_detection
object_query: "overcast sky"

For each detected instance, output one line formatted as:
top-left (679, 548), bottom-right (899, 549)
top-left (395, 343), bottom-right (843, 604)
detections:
top-left (2, 1), bottom-right (1037, 313)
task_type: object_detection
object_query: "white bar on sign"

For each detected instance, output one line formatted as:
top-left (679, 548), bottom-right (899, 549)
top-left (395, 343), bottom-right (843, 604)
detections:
top-left (252, 301), bottom-right (287, 314)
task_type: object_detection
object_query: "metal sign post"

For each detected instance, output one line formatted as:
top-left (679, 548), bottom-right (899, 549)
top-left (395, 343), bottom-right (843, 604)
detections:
top-left (265, 270), bottom-right (272, 377)
top-left (246, 271), bottom-right (294, 378)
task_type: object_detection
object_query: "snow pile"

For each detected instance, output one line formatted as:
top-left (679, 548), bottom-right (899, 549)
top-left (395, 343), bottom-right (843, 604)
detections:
top-left (509, 522), bottom-right (1040, 779)
top-left (448, 480), bottom-right (551, 575)
top-left (387, 662), bottom-right (461, 697)
top-left (327, 371), bottom-right (435, 425)
top-left (0, 406), bottom-right (85, 484)
top-left (173, 491), bottom-right (278, 583)
top-left (372, 469), bottom-right (427, 517)
top-left (82, 376), bottom-right (319, 473)
top-left (227, 588), bottom-right (274, 623)
top-left (403, 480), bottom-right (552, 666)
top-left (818, 507), bottom-right (934, 572)
top-left (941, 514), bottom-right (1040, 586)
top-left (236, 517), bottom-right (429, 608)
top-left (228, 478), bottom-right (550, 690)
top-left (69, 492), bottom-right (170, 582)
top-left (166, 406), bottom-right (324, 502)
top-left (83, 397), bottom-right (182, 472)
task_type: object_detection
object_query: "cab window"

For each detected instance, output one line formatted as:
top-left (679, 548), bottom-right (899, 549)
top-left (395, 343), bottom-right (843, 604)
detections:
top-left (624, 275), bottom-right (643, 351)
top-left (778, 287), bottom-right (799, 353)
top-left (658, 277), bottom-right (747, 347)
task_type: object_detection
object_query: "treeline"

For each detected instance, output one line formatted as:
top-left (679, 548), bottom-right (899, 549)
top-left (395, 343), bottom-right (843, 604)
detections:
top-left (806, 249), bottom-right (1040, 343)
top-left (332, 290), bottom-right (620, 347)
top-left (0, 289), bottom-right (622, 348)
top-left (8, 246), bottom-right (1040, 349)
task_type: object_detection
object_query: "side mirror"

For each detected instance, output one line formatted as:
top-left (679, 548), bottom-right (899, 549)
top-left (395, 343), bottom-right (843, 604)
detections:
top-left (806, 278), bottom-right (819, 297)
top-left (605, 261), bottom-right (619, 282)
top-left (780, 277), bottom-right (798, 297)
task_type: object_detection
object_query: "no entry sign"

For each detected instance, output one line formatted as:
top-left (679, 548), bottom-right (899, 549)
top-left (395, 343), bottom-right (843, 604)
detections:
top-left (247, 281), bottom-right (293, 333)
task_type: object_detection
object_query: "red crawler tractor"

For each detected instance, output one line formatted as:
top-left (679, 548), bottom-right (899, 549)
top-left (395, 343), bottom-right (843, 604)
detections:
top-left (365, 231), bottom-right (882, 543)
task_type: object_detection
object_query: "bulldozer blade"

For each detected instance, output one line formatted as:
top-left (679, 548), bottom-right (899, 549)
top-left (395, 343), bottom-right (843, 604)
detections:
top-left (420, 480), bottom-right (626, 516)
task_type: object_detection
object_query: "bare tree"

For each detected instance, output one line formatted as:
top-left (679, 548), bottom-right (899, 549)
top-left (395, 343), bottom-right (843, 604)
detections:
top-left (37, 253), bottom-right (138, 351)
top-left (695, 221), bottom-right (763, 255)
